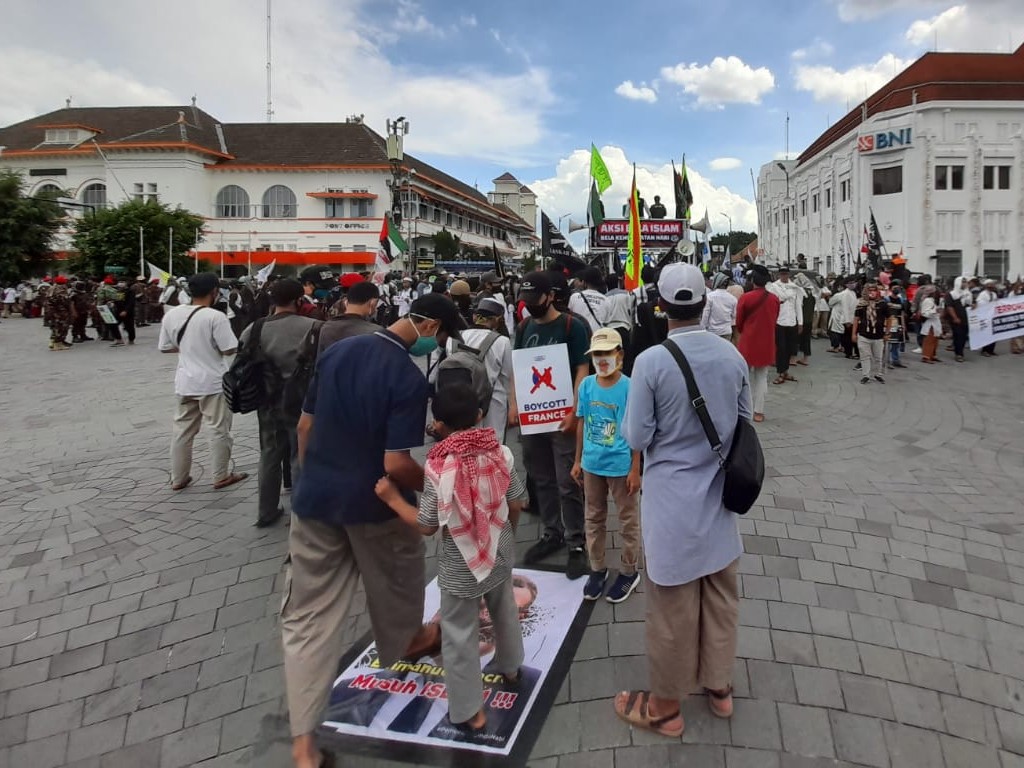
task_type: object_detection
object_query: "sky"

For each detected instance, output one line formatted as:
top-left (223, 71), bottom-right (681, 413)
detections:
top-left (1, 0), bottom-right (1022, 246)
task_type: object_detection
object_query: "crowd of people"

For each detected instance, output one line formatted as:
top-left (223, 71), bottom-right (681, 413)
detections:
top-left (9, 253), bottom-right (1019, 766)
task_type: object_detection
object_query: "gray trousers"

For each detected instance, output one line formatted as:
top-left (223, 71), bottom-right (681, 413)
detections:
top-left (521, 430), bottom-right (584, 547)
top-left (439, 578), bottom-right (525, 724)
top-left (257, 407), bottom-right (297, 519)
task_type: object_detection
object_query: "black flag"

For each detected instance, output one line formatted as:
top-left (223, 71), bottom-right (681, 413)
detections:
top-left (867, 210), bottom-right (884, 271)
top-left (491, 240), bottom-right (505, 279)
top-left (542, 211), bottom-right (586, 273)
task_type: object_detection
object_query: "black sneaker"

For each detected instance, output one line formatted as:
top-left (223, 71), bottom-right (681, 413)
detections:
top-left (523, 532), bottom-right (564, 564)
top-left (892, 362), bottom-right (907, 368)
top-left (606, 571), bottom-right (642, 604)
top-left (853, 363), bottom-right (862, 371)
top-left (566, 547), bottom-right (588, 580)
top-left (583, 569), bottom-right (608, 600)
top-left (255, 507), bottom-right (284, 528)
top-left (860, 376), bottom-right (870, 384)
top-left (874, 375), bottom-right (885, 383)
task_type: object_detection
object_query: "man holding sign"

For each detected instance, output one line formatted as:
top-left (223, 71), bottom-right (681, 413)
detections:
top-left (513, 272), bottom-right (592, 579)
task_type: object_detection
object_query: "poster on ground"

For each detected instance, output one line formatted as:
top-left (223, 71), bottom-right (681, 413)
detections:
top-left (511, 343), bottom-right (574, 435)
top-left (967, 295), bottom-right (1024, 349)
top-left (320, 567), bottom-right (589, 766)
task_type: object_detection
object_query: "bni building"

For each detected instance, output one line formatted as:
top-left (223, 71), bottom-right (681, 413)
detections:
top-left (757, 43), bottom-right (1024, 279)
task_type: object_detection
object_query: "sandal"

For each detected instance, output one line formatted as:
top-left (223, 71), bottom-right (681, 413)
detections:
top-left (795, 360), bottom-right (808, 366)
top-left (319, 749), bottom-right (336, 768)
top-left (784, 374), bottom-right (798, 382)
top-left (614, 690), bottom-right (684, 737)
top-left (705, 686), bottom-right (734, 719)
top-left (752, 413), bottom-right (765, 423)
top-left (402, 621), bottom-right (442, 661)
top-left (171, 475), bottom-right (193, 491)
top-left (773, 376), bottom-right (786, 385)
top-left (452, 711), bottom-right (487, 734)
top-left (213, 472), bottom-right (249, 490)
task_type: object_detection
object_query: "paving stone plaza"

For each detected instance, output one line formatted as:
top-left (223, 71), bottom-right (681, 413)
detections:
top-left (0, 317), bottom-right (1022, 768)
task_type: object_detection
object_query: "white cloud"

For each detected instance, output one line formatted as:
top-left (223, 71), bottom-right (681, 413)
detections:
top-left (834, 0), bottom-right (939, 21)
top-left (791, 40), bottom-right (835, 60)
top-left (614, 80), bottom-right (658, 103)
top-left (709, 157), bottom-right (742, 171)
top-left (794, 54), bottom-right (912, 104)
top-left (394, 0), bottom-right (444, 36)
top-left (0, 0), bottom-right (554, 164)
top-left (905, 4), bottom-right (1024, 51)
top-left (459, 14), bottom-right (477, 28)
top-left (659, 56), bottom-right (775, 108)
top-left (529, 145), bottom-right (759, 249)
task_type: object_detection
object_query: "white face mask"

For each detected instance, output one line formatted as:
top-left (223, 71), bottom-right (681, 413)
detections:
top-left (593, 353), bottom-right (620, 377)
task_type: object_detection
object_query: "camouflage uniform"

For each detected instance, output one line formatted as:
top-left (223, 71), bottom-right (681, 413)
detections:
top-left (46, 284), bottom-right (72, 350)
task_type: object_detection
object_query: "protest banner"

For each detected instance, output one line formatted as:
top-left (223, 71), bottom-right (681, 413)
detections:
top-left (319, 567), bottom-right (592, 767)
top-left (511, 344), bottom-right (574, 435)
top-left (967, 295), bottom-right (1024, 350)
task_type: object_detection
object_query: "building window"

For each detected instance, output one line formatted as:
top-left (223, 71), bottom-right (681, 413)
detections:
top-left (840, 179), bottom-right (850, 202)
top-left (872, 166), bottom-right (903, 196)
top-left (215, 185), bottom-right (250, 218)
top-left (774, 212), bottom-right (779, 227)
top-left (812, 193), bottom-right (819, 213)
top-left (799, 199), bottom-right (806, 217)
top-left (35, 183), bottom-right (63, 199)
top-left (935, 164), bottom-right (965, 190)
top-left (351, 199), bottom-right (373, 218)
top-left (983, 249), bottom-right (1009, 278)
top-left (983, 165), bottom-right (1011, 190)
top-left (418, 203), bottom-right (428, 218)
top-left (43, 128), bottom-right (80, 144)
top-left (261, 185), bottom-right (296, 218)
top-left (81, 183), bottom-right (107, 209)
top-left (445, 210), bottom-right (453, 226)
top-left (825, 188), bottom-right (832, 208)
top-left (325, 199), bottom-right (345, 218)
top-left (934, 250), bottom-right (962, 278)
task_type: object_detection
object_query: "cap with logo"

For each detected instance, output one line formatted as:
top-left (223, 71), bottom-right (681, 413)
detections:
top-left (474, 297), bottom-right (505, 318)
top-left (657, 263), bottom-right (707, 307)
top-left (586, 327), bottom-right (623, 354)
top-left (409, 293), bottom-right (466, 339)
top-left (519, 271), bottom-right (553, 302)
top-left (299, 265), bottom-right (337, 288)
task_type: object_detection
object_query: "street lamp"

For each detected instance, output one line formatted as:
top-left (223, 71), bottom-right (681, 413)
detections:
top-left (557, 212), bottom-right (572, 232)
top-left (776, 162), bottom-right (792, 267)
top-left (720, 212), bottom-right (732, 233)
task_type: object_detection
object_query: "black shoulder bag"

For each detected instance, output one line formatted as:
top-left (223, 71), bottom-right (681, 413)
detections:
top-left (175, 306), bottom-right (204, 346)
top-left (662, 339), bottom-right (764, 515)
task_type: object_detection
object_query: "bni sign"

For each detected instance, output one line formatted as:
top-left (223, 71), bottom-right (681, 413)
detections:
top-left (858, 127), bottom-right (912, 153)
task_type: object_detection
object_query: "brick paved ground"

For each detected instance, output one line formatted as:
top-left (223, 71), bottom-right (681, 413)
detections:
top-left (0, 316), bottom-right (1022, 768)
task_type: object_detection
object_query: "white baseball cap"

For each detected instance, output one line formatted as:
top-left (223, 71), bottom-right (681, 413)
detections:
top-left (657, 263), bottom-right (707, 307)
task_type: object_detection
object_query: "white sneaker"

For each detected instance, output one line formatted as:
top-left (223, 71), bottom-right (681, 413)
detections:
top-left (911, 347), bottom-right (922, 354)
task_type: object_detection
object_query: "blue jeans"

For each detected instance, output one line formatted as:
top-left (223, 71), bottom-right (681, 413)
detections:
top-left (890, 341), bottom-right (904, 364)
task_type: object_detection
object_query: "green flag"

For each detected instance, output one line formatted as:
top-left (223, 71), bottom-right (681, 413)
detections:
top-left (590, 143), bottom-right (612, 194)
top-left (589, 180), bottom-right (605, 227)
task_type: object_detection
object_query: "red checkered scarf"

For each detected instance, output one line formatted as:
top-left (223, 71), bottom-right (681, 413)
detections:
top-left (425, 428), bottom-right (511, 582)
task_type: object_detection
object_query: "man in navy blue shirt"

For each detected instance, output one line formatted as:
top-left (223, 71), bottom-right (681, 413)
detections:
top-left (282, 293), bottom-right (465, 768)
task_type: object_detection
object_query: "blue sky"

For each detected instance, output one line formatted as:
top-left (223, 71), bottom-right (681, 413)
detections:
top-left (1, 0), bottom-right (1021, 234)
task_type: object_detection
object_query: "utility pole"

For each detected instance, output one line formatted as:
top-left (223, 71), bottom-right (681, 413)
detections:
top-left (776, 162), bottom-right (792, 267)
top-left (386, 116), bottom-right (410, 270)
top-left (266, 0), bottom-right (274, 122)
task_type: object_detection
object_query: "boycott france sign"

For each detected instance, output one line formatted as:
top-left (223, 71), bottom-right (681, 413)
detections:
top-left (511, 344), bottom-right (574, 435)
top-left (967, 295), bottom-right (1024, 350)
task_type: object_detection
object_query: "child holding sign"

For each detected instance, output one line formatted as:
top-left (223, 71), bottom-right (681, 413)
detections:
top-left (571, 328), bottom-right (642, 603)
top-left (375, 383), bottom-right (526, 733)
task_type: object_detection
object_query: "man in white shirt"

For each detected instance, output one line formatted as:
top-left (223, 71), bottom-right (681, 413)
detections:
top-left (767, 267), bottom-right (803, 383)
top-left (395, 277), bottom-right (415, 318)
top-left (159, 273), bottom-right (247, 491)
top-left (977, 279), bottom-right (999, 356)
top-left (568, 267), bottom-right (608, 333)
top-left (2, 285), bottom-right (17, 317)
top-left (701, 273), bottom-right (739, 341)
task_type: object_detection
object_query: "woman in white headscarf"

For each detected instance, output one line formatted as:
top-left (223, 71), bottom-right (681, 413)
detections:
top-left (917, 277), bottom-right (943, 363)
top-left (945, 276), bottom-right (971, 362)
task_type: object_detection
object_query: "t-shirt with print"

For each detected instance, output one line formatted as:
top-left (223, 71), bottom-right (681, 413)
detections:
top-left (854, 304), bottom-right (886, 340)
top-left (576, 374), bottom-right (632, 477)
top-left (416, 447), bottom-right (526, 599)
top-left (294, 330), bottom-right (428, 527)
top-left (158, 305), bottom-right (239, 396)
top-left (514, 312), bottom-right (591, 368)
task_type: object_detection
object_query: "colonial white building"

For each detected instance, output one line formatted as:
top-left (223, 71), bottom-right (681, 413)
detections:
top-left (757, 44), bottom-right (1024, 279)
top-left (0, 104), bottom-right (536, 275)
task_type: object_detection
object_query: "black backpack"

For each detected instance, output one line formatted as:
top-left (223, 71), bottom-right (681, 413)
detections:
top-left (662, 339), bottom-right (764, 515)
top-left (223, 318), bottom-right (269, 414)
top-left (435, 331), bottom-right (499, 415)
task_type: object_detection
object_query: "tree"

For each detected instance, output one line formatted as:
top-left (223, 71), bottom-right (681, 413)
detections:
top-left (71, 199), bottom-right (205, 277)
top-left (0, 171), bottom-right (65, 282)
top-left (429, 229), bottom-right (460, 261)
top-left (710, 230), bottom-right (757, 257)
top-left (520, 247), bottom-right (539, 273)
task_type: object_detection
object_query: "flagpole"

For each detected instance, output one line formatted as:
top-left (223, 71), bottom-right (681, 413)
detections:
top-left (139, 226), bottom-right (144, 279)
top-left (194, 228), bottom-right (200, 274)
top-left (219, 232), bottom-right (225, 278)
top-left (168, 228), bottom-right (173, 276)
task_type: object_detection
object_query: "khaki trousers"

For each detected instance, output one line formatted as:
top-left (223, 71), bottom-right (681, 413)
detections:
top-left (170, 393), bottom-right (233, 486)
top-left (646, 559), bottom-right (739, 701)
top-left (281, 514), bottom-right (426, 736)
top-left (582, 471), bottom-right (640, 574)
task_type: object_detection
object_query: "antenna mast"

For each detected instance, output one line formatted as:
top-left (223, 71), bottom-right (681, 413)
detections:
top-left (266, 0), bottom-right (273, 122)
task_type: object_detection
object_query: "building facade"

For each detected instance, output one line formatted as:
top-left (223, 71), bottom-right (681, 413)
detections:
top-left (757, 45), bottom-right (1024, 279)
top-left (0, 104), bottom-right (536, 275)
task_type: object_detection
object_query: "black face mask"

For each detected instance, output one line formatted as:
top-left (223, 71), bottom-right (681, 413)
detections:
top-left (525, 301), bottom-right (549, 319)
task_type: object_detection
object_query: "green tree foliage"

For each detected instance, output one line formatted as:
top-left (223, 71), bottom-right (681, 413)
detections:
top-left (71, 199), bottom-right (205, 277)
top-left (0, 171), bottom-right (65, 282)
top-left (710, 230), bottom-right (757, 256)
top-left (429, 228), bottom-right (460, 260)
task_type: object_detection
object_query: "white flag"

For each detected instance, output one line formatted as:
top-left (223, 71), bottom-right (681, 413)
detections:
top-left (147, 261), bottom-right (172, 288)
top-left (255, 260), bottom-right (276, 287)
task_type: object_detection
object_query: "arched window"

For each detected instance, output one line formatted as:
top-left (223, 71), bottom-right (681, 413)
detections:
top-left (215, 185), bottom-right (250, 218)
top-left (261, 185), bottom-right (296, 218)
top-left (35, 183), bottom-right (62, 199)
top-left (81, 183), bottom-right (107, 209)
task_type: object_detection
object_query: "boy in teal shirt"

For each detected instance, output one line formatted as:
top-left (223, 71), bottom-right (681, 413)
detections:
top-left (571, 328), bottom-right (642, 602)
